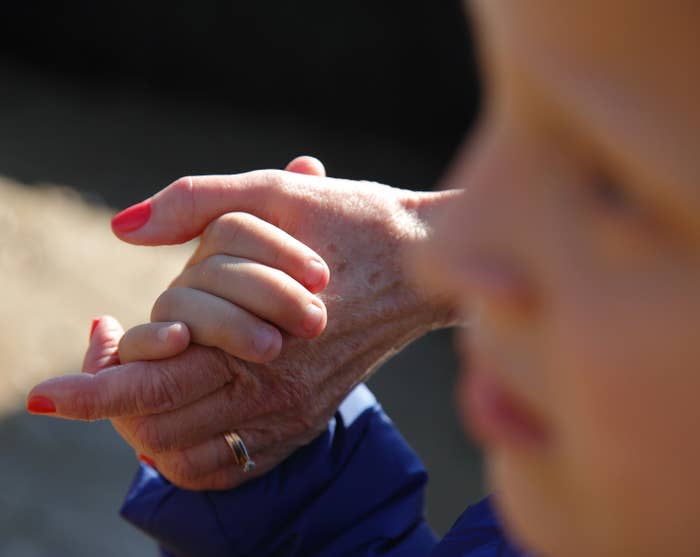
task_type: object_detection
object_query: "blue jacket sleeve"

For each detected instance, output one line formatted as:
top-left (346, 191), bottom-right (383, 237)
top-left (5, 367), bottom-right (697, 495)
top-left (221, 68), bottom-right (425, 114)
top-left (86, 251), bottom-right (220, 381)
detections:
top-left (121, 385), bottom-right (438, 557)
top-left (121, 385), bottom-right (529, 557)
top-left (430, 498), bottom-right (529, 557)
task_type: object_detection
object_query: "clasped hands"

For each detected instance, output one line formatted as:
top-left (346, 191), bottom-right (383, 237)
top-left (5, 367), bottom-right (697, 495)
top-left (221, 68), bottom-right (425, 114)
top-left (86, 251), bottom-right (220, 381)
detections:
top-left (28, 156), bottom-right (458, 490)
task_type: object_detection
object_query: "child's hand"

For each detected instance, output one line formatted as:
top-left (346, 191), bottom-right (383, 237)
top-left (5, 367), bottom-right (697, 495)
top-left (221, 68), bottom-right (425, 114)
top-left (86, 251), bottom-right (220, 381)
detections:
top-left (81, 317), bottom-right (190, 374)
top-left (147, 210), bottom-right (329, 363)
top-left (82, 315), bottom-right (192, 467)
top-left (85, 210), bottom-right (330, 373)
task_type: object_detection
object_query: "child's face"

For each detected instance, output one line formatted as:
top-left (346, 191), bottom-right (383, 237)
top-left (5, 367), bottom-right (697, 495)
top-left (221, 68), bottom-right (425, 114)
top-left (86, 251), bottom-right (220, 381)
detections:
top-left (419, 1), bottom-right (700, 555)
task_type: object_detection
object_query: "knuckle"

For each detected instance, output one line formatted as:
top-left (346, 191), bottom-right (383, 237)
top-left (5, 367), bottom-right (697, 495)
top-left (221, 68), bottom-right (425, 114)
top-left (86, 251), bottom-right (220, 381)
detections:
top-left (282, 377), bottom-right (313, 410)
top-left (199, 253), bottom-right (228, 278)
top-left (169, 176), bottom-right (196, 225)
top-left (177, 256), bottom-right (225, 292)
top-left (270, 243), bottom-right (285, 270)
top-left (71, 388), bottom-right (103, 422)
top-left (133, 418), bottom-right (169, 453)
top-left (202, 212), bottom-right (253, 248)
top-left (222, 382), bottom-right (243, 410)
top-left (272, 269), bottom-right (294, 301)
top-left (170, 175), bottom-right (192, 193)
top-left (136, 365), bottom-right (182, 414)
top-left (150, 287), bottom-right (185, 322)
top-left (150, 289), bottom-right (174, 322)
top-left (202, 214), bottom-right (231, 245)
top-left (252, 169), bottom-right (286, 191)
top-left (186, 256), bottom-right (216, 288)
top-left (204, 311), bottom-right (234, 351)
top-left (271, 235), bottom-right (296, 271)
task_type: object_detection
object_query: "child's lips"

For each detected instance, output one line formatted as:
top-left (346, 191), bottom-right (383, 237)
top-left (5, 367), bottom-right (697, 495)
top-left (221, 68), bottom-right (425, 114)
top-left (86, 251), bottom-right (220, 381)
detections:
top-left (462, 354), bottom-right (551, 450)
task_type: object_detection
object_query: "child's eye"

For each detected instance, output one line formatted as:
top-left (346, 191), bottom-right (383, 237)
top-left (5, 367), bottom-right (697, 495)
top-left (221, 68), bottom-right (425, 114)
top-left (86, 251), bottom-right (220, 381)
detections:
top-left (586, 171), bottom-right (663, 241)
top-left (580, 161), bottom-right (665, 243)
top-left (589, 172), bottom-right (639, 218)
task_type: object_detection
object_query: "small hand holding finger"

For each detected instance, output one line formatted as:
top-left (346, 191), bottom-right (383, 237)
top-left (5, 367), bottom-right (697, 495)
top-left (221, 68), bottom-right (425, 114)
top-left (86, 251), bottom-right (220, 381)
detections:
top-left (167, 214), bottom-right (329, 351)
top-left (79, 317), bottom-right (192, 468)
top-left (27, 319), bottom-right (214, 421)
top-left (183, 212), bottom-right (330, 294)
top-left (81, 316), bottom-right (191, 375)
top-left (117, 321), bottom-right (190, 364)
top-left (81, 316), bottom-right (123, 374)
top-left (28, 154), bottom-right (455, 492)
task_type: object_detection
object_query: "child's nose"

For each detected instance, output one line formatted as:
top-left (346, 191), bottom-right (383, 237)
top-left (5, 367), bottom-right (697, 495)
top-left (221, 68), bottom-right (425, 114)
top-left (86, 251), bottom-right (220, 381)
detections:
top-left (410, 186), bottom-right (536, 327)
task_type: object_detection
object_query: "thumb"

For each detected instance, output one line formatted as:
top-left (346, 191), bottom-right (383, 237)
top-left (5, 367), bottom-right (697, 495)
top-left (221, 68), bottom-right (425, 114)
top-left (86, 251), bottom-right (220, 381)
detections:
top-left (82, 315), bottom-right (124, 374)
top-left (285, 155), bottom-right (326, 177)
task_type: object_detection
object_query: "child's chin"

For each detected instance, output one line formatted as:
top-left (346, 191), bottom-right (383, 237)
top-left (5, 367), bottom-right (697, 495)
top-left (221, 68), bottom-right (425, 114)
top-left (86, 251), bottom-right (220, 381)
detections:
top-left (486, 448), bottom-right (579, 557)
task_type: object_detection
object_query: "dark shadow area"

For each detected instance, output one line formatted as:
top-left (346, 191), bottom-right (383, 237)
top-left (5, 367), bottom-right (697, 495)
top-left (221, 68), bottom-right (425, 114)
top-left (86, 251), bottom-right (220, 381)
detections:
top-left (0, 59), bottom-right (455, 208)
top-left (0, 0), bottom-right (479, 162)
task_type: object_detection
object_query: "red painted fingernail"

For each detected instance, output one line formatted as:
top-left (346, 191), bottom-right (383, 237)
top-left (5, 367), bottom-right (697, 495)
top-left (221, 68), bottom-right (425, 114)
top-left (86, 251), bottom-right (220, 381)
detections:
top-left (89, 318), bottom-right (100, 341)
top-left (27, 396), bottom-right (56, 414)
top-left (111, 199), bottom-right (152, 233)
top-left (138, 454), bottom-right (157, 468)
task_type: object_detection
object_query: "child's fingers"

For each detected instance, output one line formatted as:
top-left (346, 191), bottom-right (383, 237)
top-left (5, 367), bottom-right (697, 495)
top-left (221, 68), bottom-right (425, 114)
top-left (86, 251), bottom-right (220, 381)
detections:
top-left (118, 322), bottom-right (190, 364)
top-left (151, 287), bottom-right (286, 363)
top-left (185, 212), bottom-right (330, 294)
top-left (170, 256), bottom-right (327, 340)
top-left (82, 315), bottom-right (124, 374)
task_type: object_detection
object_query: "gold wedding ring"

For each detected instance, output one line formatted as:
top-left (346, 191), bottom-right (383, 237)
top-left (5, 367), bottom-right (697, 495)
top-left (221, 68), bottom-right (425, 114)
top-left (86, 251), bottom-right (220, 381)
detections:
top-left (223, 431), bottom-right (256, 472)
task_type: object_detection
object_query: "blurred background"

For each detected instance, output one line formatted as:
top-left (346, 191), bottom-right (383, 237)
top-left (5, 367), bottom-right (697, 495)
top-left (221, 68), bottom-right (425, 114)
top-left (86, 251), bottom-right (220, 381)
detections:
top-left (0, 1), bottom-right (483, 555)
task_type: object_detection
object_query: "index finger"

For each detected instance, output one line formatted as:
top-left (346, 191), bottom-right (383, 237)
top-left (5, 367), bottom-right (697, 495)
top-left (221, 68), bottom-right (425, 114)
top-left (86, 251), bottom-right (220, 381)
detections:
top-left (111, 170), bottom-right (313, 246)
top-left (26, 345), bottom-right (233, 421)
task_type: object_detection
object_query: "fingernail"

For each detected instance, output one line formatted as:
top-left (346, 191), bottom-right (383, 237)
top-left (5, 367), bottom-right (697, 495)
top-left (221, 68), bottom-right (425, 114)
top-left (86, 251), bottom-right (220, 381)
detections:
top-left (253, 325), bottom-right (280, 357)
top-left (301, 302), bottom-right (324, 335)
top-left (157, 322), bottom-right (185, 343)
top-left (89, 318), bottom-right (100, 341)
top-left (111, 199), bottom-right (152, 233)
top-left (138, 454), bottom-right (157, 468)
top-left (305, 259), bottom-right (327, 290)
top-left (156, 324), bottom-right (171, 343)
top-left (27, 396), bottom-right (56, 414)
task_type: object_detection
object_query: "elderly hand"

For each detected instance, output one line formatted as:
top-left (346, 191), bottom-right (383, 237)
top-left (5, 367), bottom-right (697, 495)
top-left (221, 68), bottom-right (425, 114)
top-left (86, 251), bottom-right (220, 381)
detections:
top-left (28, 157), bottom-right (459, 490)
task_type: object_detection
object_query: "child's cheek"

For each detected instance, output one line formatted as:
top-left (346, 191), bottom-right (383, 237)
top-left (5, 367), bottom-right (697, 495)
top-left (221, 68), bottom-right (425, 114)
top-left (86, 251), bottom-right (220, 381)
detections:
top-left (549, 284), bottom-right (700, 554)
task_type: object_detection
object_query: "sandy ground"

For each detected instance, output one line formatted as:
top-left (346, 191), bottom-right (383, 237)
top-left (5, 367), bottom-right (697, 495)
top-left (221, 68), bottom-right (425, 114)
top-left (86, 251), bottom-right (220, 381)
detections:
top-left (0, 60), bottom-right (483, 556)
top-left (0, 178), bottom-right (190, 415)
top-left (0, 178), bottom-right (189, 556)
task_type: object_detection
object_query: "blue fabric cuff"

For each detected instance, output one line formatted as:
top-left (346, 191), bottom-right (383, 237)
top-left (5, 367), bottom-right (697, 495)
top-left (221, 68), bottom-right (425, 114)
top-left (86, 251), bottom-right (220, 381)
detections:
top-left (121, 385), bottom-right (436, 557)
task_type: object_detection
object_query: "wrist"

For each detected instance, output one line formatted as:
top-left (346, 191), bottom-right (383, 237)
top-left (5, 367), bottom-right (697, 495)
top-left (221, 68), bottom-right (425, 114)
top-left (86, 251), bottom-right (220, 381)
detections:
top-left (396, 188), bottom-right (463, 330)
